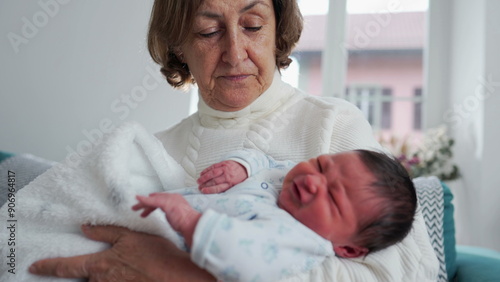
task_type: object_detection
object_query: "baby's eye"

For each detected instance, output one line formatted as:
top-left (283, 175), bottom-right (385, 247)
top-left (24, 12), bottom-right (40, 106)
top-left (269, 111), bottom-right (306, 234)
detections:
top-left (317, 159), bottom-right (323, 173)
top-left (328, 190), bottom-right (336, 206)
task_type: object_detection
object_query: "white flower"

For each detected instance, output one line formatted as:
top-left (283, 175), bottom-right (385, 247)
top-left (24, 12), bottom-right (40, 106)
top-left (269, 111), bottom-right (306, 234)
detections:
top-left (378, 125), bottom-right (460, 180)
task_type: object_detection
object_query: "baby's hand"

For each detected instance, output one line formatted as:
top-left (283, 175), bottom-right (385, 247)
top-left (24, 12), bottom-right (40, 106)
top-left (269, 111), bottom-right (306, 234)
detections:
top-left (132, 193), bottom-right (193, 230)
top-left (197, 160), bottom-right (248, 194)
top-left (132, 193), bottom-right (200, 247)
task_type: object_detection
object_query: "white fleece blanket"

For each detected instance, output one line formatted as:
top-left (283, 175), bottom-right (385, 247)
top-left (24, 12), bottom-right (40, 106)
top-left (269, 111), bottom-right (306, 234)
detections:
top-left (0, 122), bottom-right (187, 282)
top-left (0, 122), bottom-right (439, 282)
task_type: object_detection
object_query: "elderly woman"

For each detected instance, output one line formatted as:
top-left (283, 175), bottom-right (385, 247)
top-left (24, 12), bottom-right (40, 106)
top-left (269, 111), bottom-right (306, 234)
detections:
top-left (30, 0), bottom-right (437, 281)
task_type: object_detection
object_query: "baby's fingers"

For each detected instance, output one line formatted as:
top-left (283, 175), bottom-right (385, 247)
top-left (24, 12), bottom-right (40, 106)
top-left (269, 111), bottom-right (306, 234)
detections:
top-left (132, 195), bottom-right (162, 216)
top-left (199, 162), bottom-right (226, 175)
top-left (131, 202), bottom-right (156, 218)
top-left (198, 167), bottom-right (224, 185)
top-left (139, 208), bottom-right (156, 218)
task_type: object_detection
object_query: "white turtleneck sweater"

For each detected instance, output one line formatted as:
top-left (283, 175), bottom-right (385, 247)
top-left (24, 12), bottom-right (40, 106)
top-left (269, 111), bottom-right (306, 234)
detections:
top-left (156, 71), bottom-right (381, 184)
top-left (155, 71), bottom-right (438, 281)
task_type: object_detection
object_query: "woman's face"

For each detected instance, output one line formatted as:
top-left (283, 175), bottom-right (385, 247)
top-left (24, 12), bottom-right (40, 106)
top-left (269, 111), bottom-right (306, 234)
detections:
top-left (181, 0), bottom-right (277, 112)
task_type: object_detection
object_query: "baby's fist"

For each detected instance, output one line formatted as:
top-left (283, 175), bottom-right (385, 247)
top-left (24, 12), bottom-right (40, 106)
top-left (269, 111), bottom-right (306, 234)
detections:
top-left (197, 160), bottom-right (247, 194)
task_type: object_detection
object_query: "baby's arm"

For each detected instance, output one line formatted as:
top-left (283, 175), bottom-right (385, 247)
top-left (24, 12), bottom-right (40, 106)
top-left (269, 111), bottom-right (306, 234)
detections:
top-left (132, 193), bottom-right (201, 248)
top-left (197, 148), bottom-right (293, 194)
top-left (197, 160), bottom-right (247, 194)
top-left (191, 211), bottom-right (334, 281)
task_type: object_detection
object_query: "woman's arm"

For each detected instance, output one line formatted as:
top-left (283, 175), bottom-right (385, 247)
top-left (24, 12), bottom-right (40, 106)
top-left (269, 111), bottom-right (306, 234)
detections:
top-left (29, 225), bottom-right (215, 282)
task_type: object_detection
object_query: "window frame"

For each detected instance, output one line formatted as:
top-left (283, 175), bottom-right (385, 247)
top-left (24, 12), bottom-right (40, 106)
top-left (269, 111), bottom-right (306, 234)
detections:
top-left (321, 0), bottom-right (433, 131)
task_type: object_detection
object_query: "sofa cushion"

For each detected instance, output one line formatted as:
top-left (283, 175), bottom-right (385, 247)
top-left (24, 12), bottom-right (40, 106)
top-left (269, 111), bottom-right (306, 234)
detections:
top-left (441, 182), bottom-right (457, 280)
top-left (0, 151), bottom-right (14, 163)
top-left (455, 245), bottom-right (500, 282)
top-left (413, 176), bottom-right (447, 281)
top-left (0, 153), bottom-right (55, 207)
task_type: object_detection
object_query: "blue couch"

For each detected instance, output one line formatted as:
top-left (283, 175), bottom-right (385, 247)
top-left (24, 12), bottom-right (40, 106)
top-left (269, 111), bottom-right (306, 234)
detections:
top-left (1, 151), bottom-right (499, 281)
top-left (439, 182), bottom-right (500, 281)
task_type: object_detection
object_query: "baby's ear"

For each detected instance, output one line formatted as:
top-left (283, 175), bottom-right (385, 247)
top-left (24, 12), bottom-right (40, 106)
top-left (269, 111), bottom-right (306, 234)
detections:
top-left (333, 245), bottom-right (369, 258)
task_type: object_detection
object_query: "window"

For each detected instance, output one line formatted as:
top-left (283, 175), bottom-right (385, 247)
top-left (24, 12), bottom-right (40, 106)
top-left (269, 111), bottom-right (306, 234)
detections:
top-left (381, 88), bottom-right (393, 129)
top-left (293, 0), bottom-right (428, 137)
top-left (281, 56), bottom-right (300, 88)
top-left (292, 0), bottom-right (330, 96)
top-left (345, 85), bottom-right (392, 131)
top-left (413, 88), bottom-right (423, 130)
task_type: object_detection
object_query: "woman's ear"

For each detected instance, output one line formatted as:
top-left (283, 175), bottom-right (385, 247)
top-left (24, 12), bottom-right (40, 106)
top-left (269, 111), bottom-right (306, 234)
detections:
top-left (172, 47), bottom-right (184, 63)
top-left (333, 245), bottom-right (369, 258)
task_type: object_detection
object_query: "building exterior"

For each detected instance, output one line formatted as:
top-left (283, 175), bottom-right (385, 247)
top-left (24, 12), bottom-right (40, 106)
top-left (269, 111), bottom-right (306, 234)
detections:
top-left (291, 11), bottom-right (425, 137)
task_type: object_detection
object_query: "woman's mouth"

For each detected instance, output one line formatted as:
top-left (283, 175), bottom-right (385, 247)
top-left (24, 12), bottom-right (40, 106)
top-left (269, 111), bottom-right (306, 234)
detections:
top-left (222, 74), bottom-right (250, 81)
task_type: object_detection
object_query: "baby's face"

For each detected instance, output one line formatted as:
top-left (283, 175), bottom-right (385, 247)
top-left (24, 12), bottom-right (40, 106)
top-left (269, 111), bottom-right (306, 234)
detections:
top-left (278, 152), bottom-right (380, 249)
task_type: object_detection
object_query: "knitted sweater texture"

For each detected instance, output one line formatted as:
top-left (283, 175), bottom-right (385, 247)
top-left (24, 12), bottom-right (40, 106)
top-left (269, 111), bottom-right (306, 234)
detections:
top-left (156, 71), bottom-right (381, 184)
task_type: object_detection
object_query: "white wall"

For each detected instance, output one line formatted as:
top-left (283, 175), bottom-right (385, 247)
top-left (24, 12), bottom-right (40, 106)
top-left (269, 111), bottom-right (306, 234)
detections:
top-left (423, 0), bottom-right (451, 129)
top-left (427, 0), bottom-right (500, 251)
top-left (482, 0), bottom-right (500, 247)
top-left (0, 0), bottom-right (191, 162)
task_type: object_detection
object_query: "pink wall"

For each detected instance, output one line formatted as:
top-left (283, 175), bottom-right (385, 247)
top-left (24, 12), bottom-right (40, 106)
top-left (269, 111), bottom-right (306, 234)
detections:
top-left (297, 52), bottom-right (423, 137)
top-left (347, 52), bottom-right (423, 136)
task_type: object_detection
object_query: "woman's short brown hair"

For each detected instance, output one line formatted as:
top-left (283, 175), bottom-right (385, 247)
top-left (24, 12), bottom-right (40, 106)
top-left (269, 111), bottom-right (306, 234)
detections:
top-left (147, 0), bottom-right (303, 88)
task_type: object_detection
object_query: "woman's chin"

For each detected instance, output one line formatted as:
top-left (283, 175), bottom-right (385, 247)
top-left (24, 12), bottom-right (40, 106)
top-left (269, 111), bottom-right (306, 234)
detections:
top-left (206, 94), bottom-right (260, 112)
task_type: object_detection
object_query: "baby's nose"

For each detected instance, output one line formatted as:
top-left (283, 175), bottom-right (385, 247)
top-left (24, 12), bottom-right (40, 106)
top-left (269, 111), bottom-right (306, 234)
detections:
top-left (303, 174), bottom-right (326, 194)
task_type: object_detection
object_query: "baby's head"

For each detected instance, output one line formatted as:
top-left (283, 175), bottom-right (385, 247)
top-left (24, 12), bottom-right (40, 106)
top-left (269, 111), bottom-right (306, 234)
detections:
top-left (278, 150), bottom-right (416, 258)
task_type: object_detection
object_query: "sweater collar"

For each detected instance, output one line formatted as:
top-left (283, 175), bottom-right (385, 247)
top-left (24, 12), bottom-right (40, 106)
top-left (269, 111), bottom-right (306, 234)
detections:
top-left (198, 70), bottom-right (291, 128)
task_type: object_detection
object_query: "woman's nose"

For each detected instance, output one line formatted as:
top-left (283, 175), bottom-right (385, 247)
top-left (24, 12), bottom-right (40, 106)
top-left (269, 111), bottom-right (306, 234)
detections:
top-left (222, 29), bottom-right (248, 66)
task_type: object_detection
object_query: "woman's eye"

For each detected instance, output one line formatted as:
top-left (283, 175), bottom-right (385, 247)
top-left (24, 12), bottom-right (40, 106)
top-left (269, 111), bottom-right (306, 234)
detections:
top-left (199, 30), bottom-right (220, 38)
top-left (199, 29), bottom-right (221, 38)
top-left (245, 26), bottom-right (262, 32)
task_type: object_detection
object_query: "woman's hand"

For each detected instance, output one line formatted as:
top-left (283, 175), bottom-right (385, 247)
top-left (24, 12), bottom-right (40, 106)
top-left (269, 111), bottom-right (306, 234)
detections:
top-left (197, 160), bottom-right (248, 194)
top-left (29, 225), bottom-right (215, 282)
